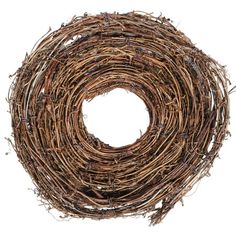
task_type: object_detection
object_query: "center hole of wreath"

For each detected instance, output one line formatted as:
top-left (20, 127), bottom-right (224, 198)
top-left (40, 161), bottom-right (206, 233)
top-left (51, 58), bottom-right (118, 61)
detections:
top-left (82, 88), bottom-right (150, 147)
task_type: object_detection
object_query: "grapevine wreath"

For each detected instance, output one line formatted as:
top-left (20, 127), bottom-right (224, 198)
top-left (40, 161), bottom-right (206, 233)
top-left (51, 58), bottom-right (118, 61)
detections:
top-left (9, 12), bottom-right (230, 224)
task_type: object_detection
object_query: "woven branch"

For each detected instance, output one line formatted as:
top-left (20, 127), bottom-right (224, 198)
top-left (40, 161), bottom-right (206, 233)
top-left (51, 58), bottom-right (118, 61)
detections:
top-left (9, 11), bottom-right (230, 225)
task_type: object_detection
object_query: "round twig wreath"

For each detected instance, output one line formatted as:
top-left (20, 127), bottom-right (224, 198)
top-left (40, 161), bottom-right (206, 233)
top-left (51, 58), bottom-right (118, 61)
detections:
top-left (9, 12), bottom-right (230, 224)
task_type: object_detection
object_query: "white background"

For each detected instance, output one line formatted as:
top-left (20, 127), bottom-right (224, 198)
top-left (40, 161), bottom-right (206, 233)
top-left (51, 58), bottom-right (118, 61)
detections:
top-left (0, 0), bottom-right (236, 235)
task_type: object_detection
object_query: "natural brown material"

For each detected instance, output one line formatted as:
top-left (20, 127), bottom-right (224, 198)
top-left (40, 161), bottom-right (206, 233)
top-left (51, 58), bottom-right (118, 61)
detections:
top-left (9, 11), bottom-right (230, 225)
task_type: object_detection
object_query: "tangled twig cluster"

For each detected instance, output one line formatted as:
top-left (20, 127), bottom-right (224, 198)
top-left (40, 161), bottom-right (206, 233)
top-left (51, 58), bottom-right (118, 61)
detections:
top-left (9, 12), bottom-right (230, 224)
